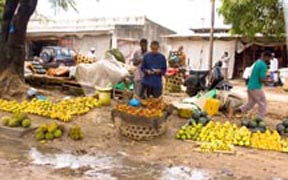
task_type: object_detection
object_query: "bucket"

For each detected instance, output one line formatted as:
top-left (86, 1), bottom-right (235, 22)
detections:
top-left (95, 86), bottom-right (112, 106)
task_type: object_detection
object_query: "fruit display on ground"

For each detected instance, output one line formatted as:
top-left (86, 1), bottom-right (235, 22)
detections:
top-left (68, 125), bottom-right (84, 140)
top-left (200, 140), bottom-right (234, 152)
top-left (276, 118), bottom-right (288, 134)
top-left (241, 117), bottom-right (267, 133)
top-left (188, 110), bottom-right (211, 126)
top-left (176, 121), bottom-right (288, 153)
top-left (1, 112), bottom-right (32, 129)
top-left (34, 121), bottom-right (64, 141)
top-left (250, 130), bottom-right (282, 151)
top-left (115, 98), bottom-right (166, 118)
top-left (0, 97), bottom-right (101, 122)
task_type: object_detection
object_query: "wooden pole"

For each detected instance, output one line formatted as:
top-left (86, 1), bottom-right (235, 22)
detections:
top-left (208, 0), bottom-right (215, 72)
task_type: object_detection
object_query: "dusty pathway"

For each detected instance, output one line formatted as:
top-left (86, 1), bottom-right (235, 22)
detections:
top-left (0, 85), bottom-right (287, 180)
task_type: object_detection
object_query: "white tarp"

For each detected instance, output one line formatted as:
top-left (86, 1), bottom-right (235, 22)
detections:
top-left (75, 53), bottom-right (129, 96)
top-left (168, 39), bottom-right (236, 79)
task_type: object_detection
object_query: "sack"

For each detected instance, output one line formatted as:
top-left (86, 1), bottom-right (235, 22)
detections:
top-left (242, 62), bottom-right (256, 83)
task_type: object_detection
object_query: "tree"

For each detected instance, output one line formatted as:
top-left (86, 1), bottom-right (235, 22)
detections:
top-left (0, 0), bottom-right (76, 100)
top-left (218, 0), bottom-right (285, 37)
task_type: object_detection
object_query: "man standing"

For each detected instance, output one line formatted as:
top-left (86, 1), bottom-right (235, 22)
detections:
top-left (270, 53), bottom-right (279, 86)
top-left (178, 46), bottom-right (186, 67)
top-left (88, 47), bottom-right (97, 62)
top-left (221, 51), bottom-right (230, 81)
top-left (141, 41), bottom-right (167, 98)
top-left (238, 51), bottom-right (272, 119)
top-left (131, 39), bottom-right (148, 97)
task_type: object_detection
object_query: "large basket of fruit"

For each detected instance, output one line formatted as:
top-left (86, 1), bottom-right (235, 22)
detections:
top-left (112, 98), bottom-right (172, 140)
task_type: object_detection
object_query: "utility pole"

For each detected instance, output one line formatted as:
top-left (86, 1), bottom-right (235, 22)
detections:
top-left (208, 0), bottom-right (215, 72)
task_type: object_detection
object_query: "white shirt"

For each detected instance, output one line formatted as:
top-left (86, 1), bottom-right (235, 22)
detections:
top-left (88, 52), bottom-right (96, 58)
top-left (221, 56), bottom-right (230, 69)
top-left (270, 58), bottom-right (278, 72)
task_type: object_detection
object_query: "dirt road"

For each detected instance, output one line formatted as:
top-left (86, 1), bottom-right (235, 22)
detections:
top-left (0, 83), bottom-right (287, 180)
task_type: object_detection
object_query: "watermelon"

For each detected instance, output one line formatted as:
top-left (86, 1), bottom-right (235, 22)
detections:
top-left (276, 123), bottom-right (286, 133)
top-left (192, 110), bottom-right (201, 120)
top-left (248, 121), bottom-right (257, 128)
top-left (283, 119), bottom-right (288, 128)
top-left (200, 111), bottom-right (208, 117)
top-left (198, 117), bottom-right (209, 126)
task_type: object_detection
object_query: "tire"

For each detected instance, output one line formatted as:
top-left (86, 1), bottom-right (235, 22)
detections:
top-left (40, 51), bottom-right (53, 63)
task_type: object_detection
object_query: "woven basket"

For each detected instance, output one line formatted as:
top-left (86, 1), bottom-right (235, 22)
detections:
top-left (112, 109), bottom-right (169, 141)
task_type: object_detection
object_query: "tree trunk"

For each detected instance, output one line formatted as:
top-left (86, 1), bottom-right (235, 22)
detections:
top-left (0, 0), bottom-right (38, 101)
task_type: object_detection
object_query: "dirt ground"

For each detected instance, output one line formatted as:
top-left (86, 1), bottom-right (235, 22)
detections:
top-left (0, 81), bottom-right (288, 180)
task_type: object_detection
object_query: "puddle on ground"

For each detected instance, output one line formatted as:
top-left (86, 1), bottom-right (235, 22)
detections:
top-left (29, 148), bottom-right (212, 180)
top-left (161, 166), bottom-right (211, 180)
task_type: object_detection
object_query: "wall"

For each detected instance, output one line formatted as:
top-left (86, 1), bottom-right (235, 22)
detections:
top-left (114, 19), bottom-right (175, 62)
top-left (167, 38), bottom-right (236, 78)
top-left (71, 34), bottom-right (111, 60)
top-left (143, 20), bottom-right (174, 54)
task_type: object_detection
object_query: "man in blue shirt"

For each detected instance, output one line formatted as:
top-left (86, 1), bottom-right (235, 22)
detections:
top-left (141, 41), bottom-right (167, 98)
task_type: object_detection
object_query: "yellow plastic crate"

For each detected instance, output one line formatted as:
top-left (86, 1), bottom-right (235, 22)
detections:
top-left (204, 98), bottom-right (220, 116)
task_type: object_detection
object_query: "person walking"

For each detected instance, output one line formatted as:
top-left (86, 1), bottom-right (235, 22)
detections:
top-left (141, 41), bottom-right (167, 98)
top-left (131, 39), bottom-right (148, 97)
top-left (237, 51), bottom-right (272, 119)
top-left (221, 51), bottom-right (230, 81)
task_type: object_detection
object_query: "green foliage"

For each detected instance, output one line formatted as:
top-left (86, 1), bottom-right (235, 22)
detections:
top-left (218, 0), bottom-right (285, 37)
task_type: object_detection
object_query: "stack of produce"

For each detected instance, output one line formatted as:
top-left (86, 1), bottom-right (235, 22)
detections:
top-left (200, 140), bottom-right (234, 152)
top-left (241, 118), bottom-right (267, 133)
top-left (74, 53), bottom-right (95, 64)
top-left (175, 121), bottom-right (251, 151)
top-left (68, 125), bottom-right (84, 140)
top-left (1, 112), bottom-right (32, 128)
top-left (34, 121), bottom-right (64, 141)
top-left (188, 110), bottom-right (211, 126)
top-left (176, 121), bottom-right (288, 153)
top-left (250, 130), bottom-right (282, 151)
top-left (276, 118), bottom-right (288, 134)
top-left (116, 98), bottom-right (166, 118)
top-left (175, 123), bottom-right (203, 141)
top-left (0, 97), bottom-right (101, 122)
top-left (197, 121), bottom-right (251, 147)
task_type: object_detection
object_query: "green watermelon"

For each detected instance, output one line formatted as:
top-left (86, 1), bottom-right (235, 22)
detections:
top-left (254, 117), bottom-right (263, 123)
top-left (198, 117), bottom-right (209, 125)
top-left (192, 110), bottom-right (201, 120)
top-left (283, 119), bottom-right (288, 128)
top-left (241, 120), bottom-right (249, 127)
top-left (276, 123), bottom-right (285, 133)
top-left (258, 121), bottom-right (266, 128)
top-left (200, 111), bottom-right (208, 117)
top-left (248, 121), bottom-right (257, 128)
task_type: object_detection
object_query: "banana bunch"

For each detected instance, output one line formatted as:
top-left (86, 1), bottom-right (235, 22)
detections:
top-left (0, 97), bottom-right (101, 122)
top-left (200, 140), bottom-right (234, 152)
top-left (250, 130), bottom-right (282, 151)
